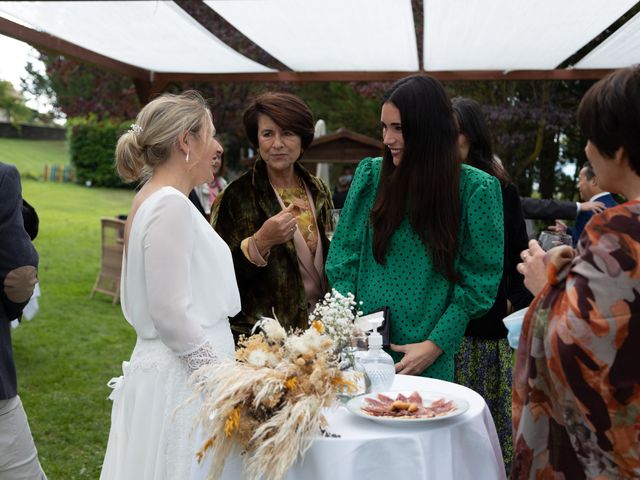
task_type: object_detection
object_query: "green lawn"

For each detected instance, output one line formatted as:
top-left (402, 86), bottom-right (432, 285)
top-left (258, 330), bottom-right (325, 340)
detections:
top-left (0, 137), bottom-right (70, 180)
top-left (3, 139), bottom-right (136, 478)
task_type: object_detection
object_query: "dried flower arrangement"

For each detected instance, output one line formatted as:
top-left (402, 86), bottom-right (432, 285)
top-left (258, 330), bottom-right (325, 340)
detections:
top-left (193, 317), bottom-right (353, 480)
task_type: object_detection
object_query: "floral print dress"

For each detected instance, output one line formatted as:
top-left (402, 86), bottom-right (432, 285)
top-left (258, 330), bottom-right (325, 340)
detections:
top-left (512, 201), bottom-right (640, 479)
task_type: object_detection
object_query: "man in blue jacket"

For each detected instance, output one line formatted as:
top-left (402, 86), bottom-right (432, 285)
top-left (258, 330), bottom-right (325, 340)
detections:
top-left (552, 162), bottom-right (618, 246)
top-left (0, 162), bottom-right (46, 479)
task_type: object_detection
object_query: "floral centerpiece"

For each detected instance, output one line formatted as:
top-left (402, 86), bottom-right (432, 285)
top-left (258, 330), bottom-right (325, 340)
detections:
top-left (193, 316), bottom-right (353, 480)
top-left (308, 288), bottom-right (363, 353)
top-left (309, 289), bottom-right (370, 400)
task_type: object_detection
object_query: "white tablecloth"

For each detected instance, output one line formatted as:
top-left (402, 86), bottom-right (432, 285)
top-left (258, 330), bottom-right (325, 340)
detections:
top-left (217, 374), bottom-right (506, 479)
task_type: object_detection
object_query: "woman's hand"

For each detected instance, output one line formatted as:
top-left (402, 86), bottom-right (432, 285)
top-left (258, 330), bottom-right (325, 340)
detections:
top-left (254, 204), bottom-right (297, 253)
top-left (390, 340), bottom-right (443, 375)
top-left (517, 239), bottom-right (547, 295)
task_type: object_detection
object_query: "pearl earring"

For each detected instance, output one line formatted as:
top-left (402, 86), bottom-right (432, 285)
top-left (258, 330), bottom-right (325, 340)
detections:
top-left (185, 150), bottom-right (190, 163)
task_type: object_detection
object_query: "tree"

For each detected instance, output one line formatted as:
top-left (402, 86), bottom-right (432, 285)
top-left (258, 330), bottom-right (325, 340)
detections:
top-left (297, 82), bottom-right (381, 138)
top-left (445, 79), bottom-right (592, 200)
top-left (0, 80), bottom-right (34, 124)
top-left (22, 54), bottom-right (140, 121)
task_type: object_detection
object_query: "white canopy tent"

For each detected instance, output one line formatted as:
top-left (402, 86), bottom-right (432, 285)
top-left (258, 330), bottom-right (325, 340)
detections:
top-left (422, 0), bottom-right (637, 71)
top-left (0, 1), bottom-right (273, 73)
top-left (204, 0), bottom-right (419, 72)
top-left (0, 0), bottom-right (639, 102)
top-left (575, 9), bottom-right (640, 68)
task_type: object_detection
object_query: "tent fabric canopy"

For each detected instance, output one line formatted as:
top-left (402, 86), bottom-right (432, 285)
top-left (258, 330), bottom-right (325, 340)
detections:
top-left (422, 0), bottom-right (638, 71)
top-left (205, 0), bottom-right (419, 72)
top-left (0, 0), bottom-right (639, 94)
top-left (575, 10), bottom-right (640, 68)
top-left (0, 1), bottom-right (272, 73)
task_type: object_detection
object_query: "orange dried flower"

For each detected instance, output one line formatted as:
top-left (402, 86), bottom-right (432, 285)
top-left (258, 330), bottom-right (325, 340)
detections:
top-left (332, 375), bottom-right (357, 393)
top-left (196, 435), bottom-right (215, 463)
top-left (285, 377), bottom-right (298, 391)
top-left (224, 407), bottom-right (240, 437)
top-left (311, 320), bottom-right (325, 334)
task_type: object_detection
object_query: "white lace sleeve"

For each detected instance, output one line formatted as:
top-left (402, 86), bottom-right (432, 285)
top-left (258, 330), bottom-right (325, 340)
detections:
top-left (142, 193), bottom-right (215, 367)
top-left (178, 340), bottom-right (219, 371)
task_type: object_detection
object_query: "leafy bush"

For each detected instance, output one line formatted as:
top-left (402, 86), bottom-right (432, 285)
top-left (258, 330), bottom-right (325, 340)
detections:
top-left (68, 117), bottom-right (133, 188)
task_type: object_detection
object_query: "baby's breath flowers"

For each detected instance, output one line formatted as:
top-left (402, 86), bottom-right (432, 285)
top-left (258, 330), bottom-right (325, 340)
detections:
top-left (193, 317), bottom-right (351, 480)
top-left (309, 289), bottom-right (363, 352)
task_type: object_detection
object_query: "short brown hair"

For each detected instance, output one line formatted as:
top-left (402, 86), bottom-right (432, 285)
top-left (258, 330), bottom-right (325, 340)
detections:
top-left (243, 92), bottom-right (315, 151)
top-left (578, 66), bottom-right (640, 176)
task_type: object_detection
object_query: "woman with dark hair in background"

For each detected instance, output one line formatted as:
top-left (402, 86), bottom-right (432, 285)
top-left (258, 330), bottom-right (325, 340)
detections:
top-left (452, 97), bottom-right (532, 471)
top-left (513, 66), bottom-right (640, 478)
top-left (211, 92), bottom-right (333, 340)
top-left (326, 76), bottom-right (504, 381)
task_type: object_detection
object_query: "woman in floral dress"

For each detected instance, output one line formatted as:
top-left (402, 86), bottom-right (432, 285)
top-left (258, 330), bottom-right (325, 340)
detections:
top-left (513, 66), bottom-right (640, 479)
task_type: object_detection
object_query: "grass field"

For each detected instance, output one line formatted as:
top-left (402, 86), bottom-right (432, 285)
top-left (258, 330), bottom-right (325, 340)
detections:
top-left (3, 139), bottom-right (136, 478)
top-left (0, 137), bottom-right (70, 180)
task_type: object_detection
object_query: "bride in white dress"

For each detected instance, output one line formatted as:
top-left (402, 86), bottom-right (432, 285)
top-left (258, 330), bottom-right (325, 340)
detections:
top-left (100, 91), bottom-right (240, 480)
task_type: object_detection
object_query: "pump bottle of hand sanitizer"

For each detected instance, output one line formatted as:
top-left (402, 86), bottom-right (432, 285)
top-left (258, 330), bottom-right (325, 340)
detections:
top-left (360, 316), bottom-right (395, 392)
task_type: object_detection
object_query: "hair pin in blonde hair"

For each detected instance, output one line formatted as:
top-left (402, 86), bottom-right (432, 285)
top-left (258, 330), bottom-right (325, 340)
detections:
top-left (129, 123), bottom-right (143, 135)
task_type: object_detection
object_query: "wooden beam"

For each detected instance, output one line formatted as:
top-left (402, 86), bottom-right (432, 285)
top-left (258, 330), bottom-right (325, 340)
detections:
top-left (0, 15), bottom-right (151, 81)
top-left (154, 68), bottom-right (613, 84)
top-left (132, 78), bottom-right (172, 105)
top-left (430, 69), bottom-right (613, 81)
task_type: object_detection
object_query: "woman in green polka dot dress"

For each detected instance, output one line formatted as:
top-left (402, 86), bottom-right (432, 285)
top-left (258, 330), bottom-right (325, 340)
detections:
top-left (325, 75), bottom-right (504, 382)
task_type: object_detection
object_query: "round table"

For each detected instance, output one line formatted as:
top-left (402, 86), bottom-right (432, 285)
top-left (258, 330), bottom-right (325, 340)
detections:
top-left (217, 374), bottom-right (507, 479)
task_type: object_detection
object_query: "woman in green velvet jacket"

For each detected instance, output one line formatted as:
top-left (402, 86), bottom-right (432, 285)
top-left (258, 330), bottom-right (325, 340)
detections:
top-left (326, 76), bottom-right (504, 381)
top-left (211, 93), bottom-right (333, 341)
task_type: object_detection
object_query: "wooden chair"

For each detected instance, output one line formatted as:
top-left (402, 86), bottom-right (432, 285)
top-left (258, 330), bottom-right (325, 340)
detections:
top-left (90, 218), bottom-right (125, 304)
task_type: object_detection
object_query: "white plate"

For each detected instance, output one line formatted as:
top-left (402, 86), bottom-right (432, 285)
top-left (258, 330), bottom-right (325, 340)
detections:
top-left (346, 390), bottom-right (470, 425)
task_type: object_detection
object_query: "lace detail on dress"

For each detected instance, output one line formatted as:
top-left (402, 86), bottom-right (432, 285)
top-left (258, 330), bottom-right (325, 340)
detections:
top-left (178, 340), bottom-right (219, 371)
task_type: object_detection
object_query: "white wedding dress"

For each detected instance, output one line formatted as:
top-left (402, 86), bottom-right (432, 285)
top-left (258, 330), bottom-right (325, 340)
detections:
top-left (100, 187), bottom-right (240, 480)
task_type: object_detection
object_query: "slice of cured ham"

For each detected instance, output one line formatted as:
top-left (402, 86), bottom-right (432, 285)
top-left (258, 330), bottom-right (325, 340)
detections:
top-left (360, 391), bottom-right (456, 419)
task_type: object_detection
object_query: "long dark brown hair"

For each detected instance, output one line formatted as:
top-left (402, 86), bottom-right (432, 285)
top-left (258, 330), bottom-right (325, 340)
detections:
top-left (371, 75), bottom-right (461, 282)
top-left (452, 97), bottom-right (510, 186)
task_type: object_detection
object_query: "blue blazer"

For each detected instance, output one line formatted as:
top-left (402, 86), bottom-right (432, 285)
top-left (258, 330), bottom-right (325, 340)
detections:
top-left (0, 163), bottom-right (39, 399)
top-left (570, 193), bottom-right (618, 246)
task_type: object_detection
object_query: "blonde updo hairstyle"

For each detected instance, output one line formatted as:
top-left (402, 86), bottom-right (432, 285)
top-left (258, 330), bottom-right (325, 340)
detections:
top-left (115, 90), bottom-right (211, 183)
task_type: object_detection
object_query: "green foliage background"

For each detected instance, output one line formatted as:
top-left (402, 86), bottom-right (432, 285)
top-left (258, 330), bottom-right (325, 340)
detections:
top-left (68, 118), bottom-right (132, 188)
top-left (0, 79), bottom-right (34, 124)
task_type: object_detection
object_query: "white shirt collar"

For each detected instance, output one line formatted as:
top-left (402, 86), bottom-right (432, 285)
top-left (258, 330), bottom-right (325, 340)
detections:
top-left (590, 192), bottom-right (611, 201)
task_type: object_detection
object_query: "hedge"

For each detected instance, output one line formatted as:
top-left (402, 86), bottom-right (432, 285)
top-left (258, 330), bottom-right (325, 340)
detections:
top-left (68, 117), bottom-right (133, 188)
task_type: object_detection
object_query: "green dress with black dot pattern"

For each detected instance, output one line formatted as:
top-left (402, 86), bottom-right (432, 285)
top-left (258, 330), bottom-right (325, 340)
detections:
top-left (326, 157), bottom-right (504, 381)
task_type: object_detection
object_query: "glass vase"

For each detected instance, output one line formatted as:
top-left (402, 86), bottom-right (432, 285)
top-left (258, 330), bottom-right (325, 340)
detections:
top-left (336, 347), bottom-right (371, 403)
